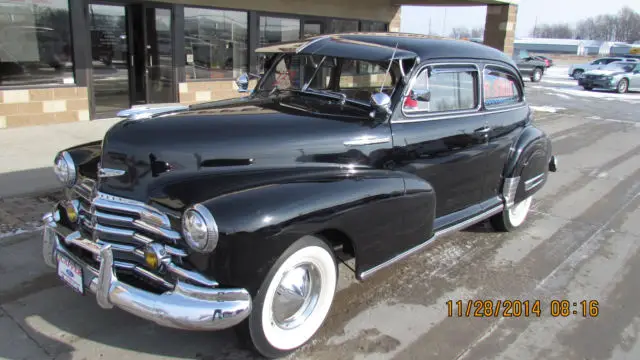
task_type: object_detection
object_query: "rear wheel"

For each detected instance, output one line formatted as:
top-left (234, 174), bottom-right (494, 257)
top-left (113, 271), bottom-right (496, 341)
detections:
top-left (491, 196), bottom-right (533, 232)
top-left (237, 235), bottom-right (337, 359)
top-left (616, 79), bottom-right (629, 94)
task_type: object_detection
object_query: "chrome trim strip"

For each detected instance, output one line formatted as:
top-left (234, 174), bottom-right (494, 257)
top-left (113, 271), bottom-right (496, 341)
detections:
top-left (94, 210), bottom-right (135, 225)
top-left (93, 193), bottom-right (171, 228)
top-left (344, 136), bottom-right (391, 146)
top-left (359, 234), bottom-right (437, 280)
top-left (400, 62), bottom-right (482, 118)
top-left (165, 245), bottom-right (188, 257)
top-left (98, 166), bottom-right (126, 178)
top-left (392, 105), bottom-right (528, 124)
top-left (503, 176), bottom-right (520, 209)
top-left (434, 204), bottom-right (504, 238)
top-left (133, 266), bottom-right (174, 289)
top-left (165, 262), bottom-right (219, 287)
top-left (359, 204), bottom-right (504, 280)
top-left (524, 173), bottom-right (546, 191)
top-left (132, 219), bottom-right (181, 242)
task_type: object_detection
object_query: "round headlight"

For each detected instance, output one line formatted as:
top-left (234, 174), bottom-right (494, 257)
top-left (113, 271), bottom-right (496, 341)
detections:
top-left (182, 204), bottom-right (218, 253)
top-left (53, 151), bottom-right (76, 187)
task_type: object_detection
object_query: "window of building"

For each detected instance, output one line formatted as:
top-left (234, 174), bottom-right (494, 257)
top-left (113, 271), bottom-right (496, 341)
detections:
top-left (483, 67), bottom-right (522, 108)
top-left (360, 21), bottom-right (387, 32)
top-left (404, 65), bottom-right (478, 113)
top-left (0, 0), bottom-right (73, 86)
top-left (184, 7), bottom-right (248, 80)
top-left (328, 19), bottom-right (358, 33)
top-left (259, 16), bottom-right (300, 46)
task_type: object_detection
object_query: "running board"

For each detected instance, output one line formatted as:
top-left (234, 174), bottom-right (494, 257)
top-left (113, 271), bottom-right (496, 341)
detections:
top-left (358, 204), bottom-right (504, 280)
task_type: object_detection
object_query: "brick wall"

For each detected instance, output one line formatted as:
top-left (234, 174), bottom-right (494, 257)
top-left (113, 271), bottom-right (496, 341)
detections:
top-left (0, 87), bottom-right (89, 129)
top-left (178, 80), bottom-right (257, 105)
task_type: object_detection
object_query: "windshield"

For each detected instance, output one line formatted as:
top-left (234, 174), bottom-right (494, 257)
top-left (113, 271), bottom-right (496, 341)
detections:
top-left (258, 54), bottom-right (401, 104)
top-left (604, 62), bottom-right (634, 72)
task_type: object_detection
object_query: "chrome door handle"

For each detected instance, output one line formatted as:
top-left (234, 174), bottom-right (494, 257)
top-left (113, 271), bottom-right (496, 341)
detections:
top-left (474, 126), bottom-right (491, 134)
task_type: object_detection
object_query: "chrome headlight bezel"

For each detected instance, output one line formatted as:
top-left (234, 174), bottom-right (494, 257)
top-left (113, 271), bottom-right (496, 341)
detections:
top-left (53, 151), bottom-right (77, 188)
top-left (182, 204), bottom-right (218, 253)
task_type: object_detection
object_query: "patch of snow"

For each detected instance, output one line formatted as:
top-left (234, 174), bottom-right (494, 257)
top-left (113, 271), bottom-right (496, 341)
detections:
top-left (530, 105), bottom-right (567, 113)
top-left (0, 226), bottom-right (42, 240)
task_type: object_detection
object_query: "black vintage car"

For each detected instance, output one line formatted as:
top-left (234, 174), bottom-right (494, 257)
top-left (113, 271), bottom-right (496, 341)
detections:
top-left (42, 32), bottom-right (557, 358)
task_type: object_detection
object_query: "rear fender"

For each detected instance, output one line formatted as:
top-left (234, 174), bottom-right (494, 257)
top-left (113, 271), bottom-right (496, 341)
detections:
top-left (502, 125), bottom-right (552, 207)
top-left (193, 171), bottom-right (435, 294)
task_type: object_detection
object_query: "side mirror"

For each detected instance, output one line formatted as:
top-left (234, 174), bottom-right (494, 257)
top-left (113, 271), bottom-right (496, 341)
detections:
top-left (235, 73), bottom-right (249, 93)
top-left (413, 90), bottom-right (431, 102)
top-left (370, 92), bottom-right (392, 114)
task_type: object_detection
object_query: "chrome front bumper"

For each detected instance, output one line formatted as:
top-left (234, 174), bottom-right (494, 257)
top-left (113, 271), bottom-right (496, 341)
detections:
top-left (42, 212), bottom-right (252, 331)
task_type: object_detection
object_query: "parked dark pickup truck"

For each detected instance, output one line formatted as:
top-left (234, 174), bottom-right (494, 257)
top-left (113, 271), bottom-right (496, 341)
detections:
top-left (512, 49), bottom-right (547, 82)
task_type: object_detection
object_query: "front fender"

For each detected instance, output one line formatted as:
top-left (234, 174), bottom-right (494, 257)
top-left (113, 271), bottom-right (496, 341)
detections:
top-left (189, 170), bottom-right (434, 294)
top-left (503, 125), bottom-right (552, 204)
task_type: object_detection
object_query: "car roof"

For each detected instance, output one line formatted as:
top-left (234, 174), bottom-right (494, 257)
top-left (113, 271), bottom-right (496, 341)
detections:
top-left (256, 32), bottom-right (516, 66)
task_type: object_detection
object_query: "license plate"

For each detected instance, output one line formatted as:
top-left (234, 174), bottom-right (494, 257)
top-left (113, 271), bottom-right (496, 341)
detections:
top-left (57, 254), bottom-right (84, 294)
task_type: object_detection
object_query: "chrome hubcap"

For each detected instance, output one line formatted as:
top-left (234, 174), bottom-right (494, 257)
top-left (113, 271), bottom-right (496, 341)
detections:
top-left (620, 81), bottom-right (627, 92)
top-left (272, 263), bottom-right (322, 329)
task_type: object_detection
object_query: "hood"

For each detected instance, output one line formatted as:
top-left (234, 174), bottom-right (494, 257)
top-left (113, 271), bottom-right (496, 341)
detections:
top-left (583, 69), bottom-right (626, 76)
top-left (97, 95), bottom-right (389, 206)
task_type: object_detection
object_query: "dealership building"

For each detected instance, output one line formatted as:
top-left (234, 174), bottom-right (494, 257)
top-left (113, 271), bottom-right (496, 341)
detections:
top-left (0, 0), bottom-right (518, 128)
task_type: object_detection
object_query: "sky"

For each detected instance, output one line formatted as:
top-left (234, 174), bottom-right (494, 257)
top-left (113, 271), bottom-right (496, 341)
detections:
top-left (400, 0), bottom-right (640, 38)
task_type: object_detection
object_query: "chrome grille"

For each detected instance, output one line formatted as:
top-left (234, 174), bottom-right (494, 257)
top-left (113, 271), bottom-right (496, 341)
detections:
top-left (70, 177), bottom-right (191, 290)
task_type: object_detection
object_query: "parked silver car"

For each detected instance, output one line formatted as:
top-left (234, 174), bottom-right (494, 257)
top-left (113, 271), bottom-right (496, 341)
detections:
top-left (569, 57), bottom-right (639, 79)
top-left (578, 61), bottom-right (640, 93)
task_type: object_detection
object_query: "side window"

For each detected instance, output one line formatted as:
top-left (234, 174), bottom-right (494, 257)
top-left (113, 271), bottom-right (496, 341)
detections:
top-left (483, 67), bottom-right (522, 108)
top-left (403, 65), bottom-right (478, 113)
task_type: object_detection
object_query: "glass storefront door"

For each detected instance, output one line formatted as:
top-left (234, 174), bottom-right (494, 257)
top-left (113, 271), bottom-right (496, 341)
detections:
top-left (144, 7), bottom-right (173, 104)
top-left (89, 3), bottom-right (131, 118)
top-left (89, 2), bottom-right (173, 118)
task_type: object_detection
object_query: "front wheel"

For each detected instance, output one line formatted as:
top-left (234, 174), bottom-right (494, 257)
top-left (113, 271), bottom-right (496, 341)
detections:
top-left (491, 196), bottom-right (533, 232)
top-left (583, 86), bottom-right (593, 91)
top-left (616, 79), bottom-right (629, 94)
top-left (530, 68), bottom-right (543, 82)
top-left (237, 235), bottom-right (338, 359)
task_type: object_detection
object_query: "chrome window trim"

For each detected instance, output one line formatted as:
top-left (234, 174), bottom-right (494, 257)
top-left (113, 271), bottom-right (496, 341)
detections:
top-left (392, 104), bottom-right (528, 124)
top-left (399, 62), bottom-right (482, 119)
top-left (481, 63), bottom-right (525, 110)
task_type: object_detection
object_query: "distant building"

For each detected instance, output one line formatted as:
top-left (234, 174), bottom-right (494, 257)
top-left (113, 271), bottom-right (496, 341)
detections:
top-left (513, 38), bottom-right (637, 56)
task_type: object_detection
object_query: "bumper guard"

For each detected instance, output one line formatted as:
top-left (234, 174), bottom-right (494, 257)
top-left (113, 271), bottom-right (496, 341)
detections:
top-left (42, 212), bottom-right (252, 331)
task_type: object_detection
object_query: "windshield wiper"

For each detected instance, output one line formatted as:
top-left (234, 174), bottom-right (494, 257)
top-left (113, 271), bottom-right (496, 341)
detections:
top-left (301, 88), bottom-right (347, 105)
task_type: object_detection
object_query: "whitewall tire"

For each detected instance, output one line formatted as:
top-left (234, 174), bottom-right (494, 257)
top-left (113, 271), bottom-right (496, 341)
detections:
top-left (238, 235), bottom-right (337, 358)
top-left (491, 196), bottom-right (533, 232)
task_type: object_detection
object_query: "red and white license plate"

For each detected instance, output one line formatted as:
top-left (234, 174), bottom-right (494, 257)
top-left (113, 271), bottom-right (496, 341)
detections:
top-left (57, 254), bottom-right (84, 294)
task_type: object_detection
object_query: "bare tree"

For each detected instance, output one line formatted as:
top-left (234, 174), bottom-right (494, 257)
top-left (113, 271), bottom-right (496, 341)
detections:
top-left (450, 27), bottom-right (471, 39)
top-left (471, 26), bottom-right (484, 38)
top-left (574, 7), bottom-right (640, 42)
top-left (530, 23), bottom-right (574, 39)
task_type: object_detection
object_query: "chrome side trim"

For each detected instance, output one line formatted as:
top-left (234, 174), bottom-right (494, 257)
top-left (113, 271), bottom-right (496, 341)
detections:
top-left (434, 204), bottom-right (504, 238)
top-left (503, 176), bottom-right (520, 209)
top-left (392, 105), bottom-right (527, 124)
top-left (524, 173), bottom-right (546, 191)
top-left (359, 234), bottom-right (437, 280)
top-left (344, 136), bottom-right (391, 147)
top-left (359, 204), bottom-right (505, 280)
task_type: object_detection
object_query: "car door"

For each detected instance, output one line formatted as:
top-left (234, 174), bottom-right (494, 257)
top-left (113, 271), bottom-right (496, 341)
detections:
top-left (391, 62), bottom-right (489, 219)
top-left (481, 64), bottom-right (529, 200)
top-left (629, 63), bottom-right (640, 91)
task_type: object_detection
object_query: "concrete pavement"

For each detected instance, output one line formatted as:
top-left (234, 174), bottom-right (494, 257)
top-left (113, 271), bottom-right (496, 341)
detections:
top-left (0, 118), bottom-right (121, 198)
top-left (1, 108), bottom-right (640, 359)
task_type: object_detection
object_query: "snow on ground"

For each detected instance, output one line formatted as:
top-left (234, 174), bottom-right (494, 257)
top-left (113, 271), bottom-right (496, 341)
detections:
top-left (530, 105), bottom-right (567, 113)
